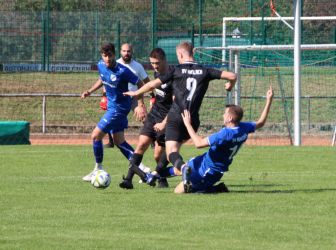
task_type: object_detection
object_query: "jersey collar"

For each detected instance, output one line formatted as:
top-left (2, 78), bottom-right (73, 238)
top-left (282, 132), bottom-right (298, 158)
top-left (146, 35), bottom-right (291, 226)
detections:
top-left (182, 61), bottom-right (197, 64)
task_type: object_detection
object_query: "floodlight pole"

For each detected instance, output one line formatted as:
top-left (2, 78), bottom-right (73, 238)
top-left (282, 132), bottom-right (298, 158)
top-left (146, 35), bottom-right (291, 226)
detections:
top-left (294, 0), bottom-right (302, 146)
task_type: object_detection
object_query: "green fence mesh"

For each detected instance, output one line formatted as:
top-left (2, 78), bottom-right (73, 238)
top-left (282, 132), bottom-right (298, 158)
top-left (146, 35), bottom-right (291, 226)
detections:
top-left (0, 0), bottom-right (335, 144)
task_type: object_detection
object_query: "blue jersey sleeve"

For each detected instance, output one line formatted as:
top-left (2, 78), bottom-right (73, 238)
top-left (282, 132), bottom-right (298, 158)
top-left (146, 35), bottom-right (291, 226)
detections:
top-left (207, 122), bottom-right (256, 147)
top-left (242, 122), bottom-right (256, 133)
top-left (122, 67), bottom-right (140, 86)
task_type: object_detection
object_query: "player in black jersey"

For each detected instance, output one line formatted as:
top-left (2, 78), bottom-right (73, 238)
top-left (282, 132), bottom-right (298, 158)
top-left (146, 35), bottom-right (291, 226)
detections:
top-left (119, 48), bottom-right (174, 189)
top-left (124, 41), bottom-right (236, 190)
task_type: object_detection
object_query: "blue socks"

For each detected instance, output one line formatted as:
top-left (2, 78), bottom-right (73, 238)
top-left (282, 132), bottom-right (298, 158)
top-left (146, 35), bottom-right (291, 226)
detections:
top-left (93, 139), bottom-right (134, 164)
top-left (168, 167), bottom-right (176, 177)
top-left (117, 141), bottom-right (135, 160)
top-left (93, 140), bottom-right (103, 164)
top-left (157, 166), bottom-right (176, 178)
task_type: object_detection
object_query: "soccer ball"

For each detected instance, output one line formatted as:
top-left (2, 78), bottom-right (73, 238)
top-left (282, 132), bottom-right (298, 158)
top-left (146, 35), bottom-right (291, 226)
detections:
top-left (91, 170), bottom-right (111, 189)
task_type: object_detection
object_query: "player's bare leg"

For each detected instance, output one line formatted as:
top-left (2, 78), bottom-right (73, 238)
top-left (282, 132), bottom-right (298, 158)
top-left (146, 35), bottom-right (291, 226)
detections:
top-left (174, 182), bottom-right (185, 194)
top-left (104, 132), bottom-right (114, 148)
top-left (165, 140), bottom-right (182, 158)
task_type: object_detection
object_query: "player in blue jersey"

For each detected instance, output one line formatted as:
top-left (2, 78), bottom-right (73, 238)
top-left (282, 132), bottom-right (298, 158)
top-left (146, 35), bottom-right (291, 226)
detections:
top-left (81, 42), bottom-right (148, 182)
top-left (148, 86), bottom-right (273, 193)
top-left (173, 86), bottom-right (274, 193)
top-left (104, 43), bottom-right (151, 149)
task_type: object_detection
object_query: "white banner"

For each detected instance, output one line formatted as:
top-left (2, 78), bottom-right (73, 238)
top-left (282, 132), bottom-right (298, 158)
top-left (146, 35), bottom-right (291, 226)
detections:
top-left (3, 63), bottom-right (92, 72)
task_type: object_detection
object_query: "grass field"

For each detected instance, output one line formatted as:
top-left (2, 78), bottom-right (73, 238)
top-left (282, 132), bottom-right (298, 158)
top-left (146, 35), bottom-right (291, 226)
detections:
top-left (1, 145), bottom-right (335, 249)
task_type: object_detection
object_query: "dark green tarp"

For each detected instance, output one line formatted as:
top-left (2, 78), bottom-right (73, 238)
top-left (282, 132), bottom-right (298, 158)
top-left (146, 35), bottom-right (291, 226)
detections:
top-left (0, 121), bottom-right (31, 145)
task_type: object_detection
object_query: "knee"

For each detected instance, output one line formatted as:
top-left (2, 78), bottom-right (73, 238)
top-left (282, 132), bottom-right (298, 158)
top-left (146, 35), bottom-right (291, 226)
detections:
top-left (91, 127), bottom-right (105, 141)
top-left (91, 131), bottom-right (100, 141)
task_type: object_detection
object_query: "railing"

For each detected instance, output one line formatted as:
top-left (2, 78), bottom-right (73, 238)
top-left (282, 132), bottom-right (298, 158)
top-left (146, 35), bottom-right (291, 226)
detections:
top-left (1, 93), bottom-right (336, 134)
top-left (1, 93), bottom-right (99, 133)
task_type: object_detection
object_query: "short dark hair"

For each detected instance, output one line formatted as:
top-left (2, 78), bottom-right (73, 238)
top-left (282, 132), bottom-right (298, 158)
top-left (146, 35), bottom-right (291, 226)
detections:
top-left (225, 104), bottom-right (244, 123)
top-left (100, 43), bottom-right (115, 55)
top-left (149, 48), bottom-right (166, 61)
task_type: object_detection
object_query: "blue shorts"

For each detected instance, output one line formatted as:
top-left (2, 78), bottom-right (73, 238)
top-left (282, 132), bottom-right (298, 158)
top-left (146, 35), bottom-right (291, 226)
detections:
top-left (187, 155), bottom-right (223, 192)
top-left (97, 111), bottom-right (128, 134)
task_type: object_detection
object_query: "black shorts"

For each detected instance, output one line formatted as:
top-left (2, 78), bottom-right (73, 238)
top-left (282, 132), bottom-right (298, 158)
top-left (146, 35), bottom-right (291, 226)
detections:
top-left (165, 112), bottom-right (200, 142)
top-left (140, 113), bottom-right (166, 147)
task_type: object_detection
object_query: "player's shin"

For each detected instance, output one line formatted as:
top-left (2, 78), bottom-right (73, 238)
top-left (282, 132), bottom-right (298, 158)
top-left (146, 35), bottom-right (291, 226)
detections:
top-left (129, 163), bottom-right (147, 182)
top-left (125, 153), bottom-right (143, 180)
top-left (93, 140), bottom-right (103, 165)
top-left (168, 152), bottom-right (185, 171)
top-left (155, 152), bottom-right (169, 172)
top-left (117, 141), bottom-right (135, 160)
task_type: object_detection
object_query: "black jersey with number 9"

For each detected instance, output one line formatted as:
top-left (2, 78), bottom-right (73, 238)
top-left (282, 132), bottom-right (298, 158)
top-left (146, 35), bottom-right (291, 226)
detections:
top-left (158, 62), bottom-right (222, 116)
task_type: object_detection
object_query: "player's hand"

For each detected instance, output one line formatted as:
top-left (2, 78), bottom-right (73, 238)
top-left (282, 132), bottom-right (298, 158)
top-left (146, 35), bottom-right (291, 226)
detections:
top-left (181, 110), bottom-right (192, 126)
top-left (134, 104), bottom-right (147, 122)
top-left (266, 86), bottom-right (274, 101)
top-left (123, 91), bottom-right (138, 97)
top-left (81, 90), bottom-right (91, 99)
top-left (153, 122), bottom-right (165, 132)
top-left (224, 82), bottom-right (234, 92)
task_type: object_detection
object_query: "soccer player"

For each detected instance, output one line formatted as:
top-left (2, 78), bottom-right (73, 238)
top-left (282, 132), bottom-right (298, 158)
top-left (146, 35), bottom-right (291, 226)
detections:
top-left (104, 43), bottom-right (150, 148)
top-left (81, 42), bottom-right (149, 182)
top-left (173, 86), bottom-right (274, 193)
top-left (119, 48), bottom-right (174, 189)
top-left (123, 41), bottom-right (237, 186)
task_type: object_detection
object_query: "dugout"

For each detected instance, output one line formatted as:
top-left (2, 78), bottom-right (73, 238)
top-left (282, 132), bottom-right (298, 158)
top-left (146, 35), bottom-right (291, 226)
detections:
top-left (0, 121), bottom-right (31, 145)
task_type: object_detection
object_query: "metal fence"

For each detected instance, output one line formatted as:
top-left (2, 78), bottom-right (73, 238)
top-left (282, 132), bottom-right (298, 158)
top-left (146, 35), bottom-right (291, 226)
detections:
top-left (1, 1), bottom-right (335, 66)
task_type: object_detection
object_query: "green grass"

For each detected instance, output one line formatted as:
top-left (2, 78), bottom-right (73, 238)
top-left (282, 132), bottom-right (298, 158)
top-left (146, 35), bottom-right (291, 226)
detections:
top-left (1, 145), bottom-right (335, 249)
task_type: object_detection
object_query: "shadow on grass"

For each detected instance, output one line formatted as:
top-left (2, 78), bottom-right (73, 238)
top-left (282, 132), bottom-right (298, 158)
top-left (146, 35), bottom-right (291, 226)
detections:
top-left (229, 184), bottom-right (286, 188)
top-left (229, 188), bottom-right (336, 194)
top-left (195, 183), bottom-right (336, 194)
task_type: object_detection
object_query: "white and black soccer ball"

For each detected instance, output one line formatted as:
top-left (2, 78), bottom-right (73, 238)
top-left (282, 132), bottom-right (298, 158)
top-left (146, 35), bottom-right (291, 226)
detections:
top-left (91, 170), bottom-right (111, 189)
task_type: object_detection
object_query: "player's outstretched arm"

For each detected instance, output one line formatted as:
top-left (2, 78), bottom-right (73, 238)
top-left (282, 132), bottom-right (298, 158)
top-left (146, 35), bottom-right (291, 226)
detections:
top-left (81, 78), bottom-right (103, 99)
top-left (133, 79), bottom-right (148, 122)
top-left (256, 86), bottom-right (274, 129)
top-left (220, 71), bottom-right (237, 91)
top-left (181, 110), bottom-right (209, 148)
top-left (123, 78), bottom-right (162, 97)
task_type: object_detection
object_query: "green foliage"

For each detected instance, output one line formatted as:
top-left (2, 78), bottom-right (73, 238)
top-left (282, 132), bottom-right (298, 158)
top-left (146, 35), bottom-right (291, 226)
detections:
top-left (0, 1), bottom-right (334, 63)
top-left (0, 145), bottom-right (335, 249)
